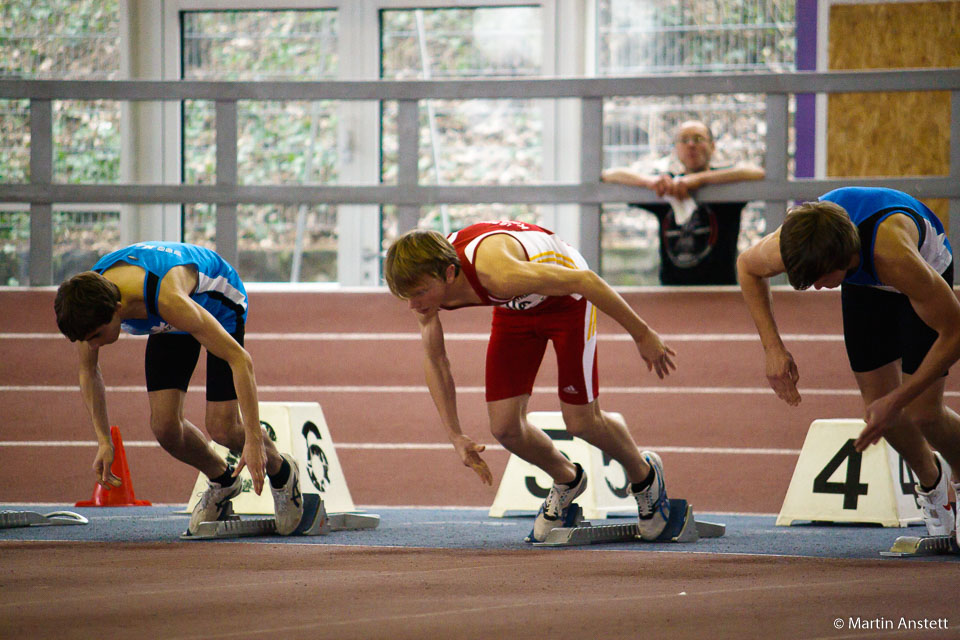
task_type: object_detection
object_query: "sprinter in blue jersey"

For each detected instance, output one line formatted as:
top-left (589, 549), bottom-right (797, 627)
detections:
top-left (54, 242), bottom-right (304, 535)
top-left (737, 187), bottom-right (960, 545)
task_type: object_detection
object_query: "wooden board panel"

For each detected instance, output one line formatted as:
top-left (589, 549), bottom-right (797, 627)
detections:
top-left (827, 1), bottom-right (960, 224)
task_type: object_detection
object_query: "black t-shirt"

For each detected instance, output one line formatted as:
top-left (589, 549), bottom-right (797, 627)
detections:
top-left (630, 170), bottom-right (747, 285)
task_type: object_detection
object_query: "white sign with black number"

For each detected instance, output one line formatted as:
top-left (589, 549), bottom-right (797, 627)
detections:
top-left (776, 419), bottom-right (923, 527)
top-left (184, 402), bottom-right (356, 515)
top-left (489, 411), bottom-right (638, 519)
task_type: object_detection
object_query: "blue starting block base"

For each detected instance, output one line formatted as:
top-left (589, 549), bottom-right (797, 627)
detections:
top-left (881, 534), bottom-right (960, 558)
top-left (529, 499), bottom-right (725, 547)
top-left (181, 493), bottom-right (379, 540)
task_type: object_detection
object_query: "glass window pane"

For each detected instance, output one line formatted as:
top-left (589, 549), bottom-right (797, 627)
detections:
top-left (381, 98), bottom-right (543, 186)
top-left (181, 9), bottom-right (339, 283)
top-left (0, 100), bottom-right (29, 183)
top-left (54, 210), bottom-right (121, 283)
top-left (1, 0), bottom-right (121, 281)
top-left (184, 203), bottom-right (336, 283)
top-left (183, 100), bottom-right (216, 185)
top-left (182, 10), bottom-right (338, 81)
top-left (380, 6), bottom-right (543, 251)
top-left (597, 0), bottom-right (795, 75)
top-left (237, 100), bottom-right (338, 186)
top-left (382, 203), bottom-right (543, 252)
top-left (597, 0), bottom-right (794, 285)
top-left (381, 7), bottom-right (541, 79)
top-left (0, 210), bottom-right (29, 286)
top-left (0, 1), bottom-right (120, 80)
top-left (601, 204), bottom-right (660, 286)
top-left (54, 100), bottom-right (121, 184)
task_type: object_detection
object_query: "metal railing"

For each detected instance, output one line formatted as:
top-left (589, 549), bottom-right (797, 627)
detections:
top-left (2, 68), bottom-right (959, 285)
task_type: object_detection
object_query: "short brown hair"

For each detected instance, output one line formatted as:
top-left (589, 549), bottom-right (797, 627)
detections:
top-left (384, 229), bottom-right (460, 298)
top-left (54, 271), bottom-right (121, 341)
top-left (779, 201), bottom-right (860, 290)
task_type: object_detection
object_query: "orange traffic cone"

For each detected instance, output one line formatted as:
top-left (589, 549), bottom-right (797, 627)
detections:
top-left (76, 426), bottom-right (152, 507)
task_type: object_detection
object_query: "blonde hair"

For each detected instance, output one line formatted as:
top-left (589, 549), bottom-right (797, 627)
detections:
top-left (779, 201), bottom-right (860, 289)
top-left (384, 229), bottom-right (460, 298)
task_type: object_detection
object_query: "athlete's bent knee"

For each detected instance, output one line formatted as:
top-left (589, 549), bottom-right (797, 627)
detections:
top-left (205, 416), bottom-right (243, 449)
top-left (489, 419), bottom-right (524, 447)
top-left (150, 415), bottom-right (184, 451)
top-left (907, 406), bottom-right (946, 434)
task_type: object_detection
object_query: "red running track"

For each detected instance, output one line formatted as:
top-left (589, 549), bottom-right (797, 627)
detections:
top-left (3, 286), bottom-right (956, 513)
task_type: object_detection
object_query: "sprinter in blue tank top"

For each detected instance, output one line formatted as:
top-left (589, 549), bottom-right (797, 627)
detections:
top-left (737, 187), bottom-right (960, 546)
top-left (54, 242), bottom-right (304, 535)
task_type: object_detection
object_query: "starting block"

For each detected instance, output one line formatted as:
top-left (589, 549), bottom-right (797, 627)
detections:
top-left (881, 535), bottom-right (960, 558)
top-left (181, 493), bottom-right (379, 540)
top-left (524, 502), bottom-right (588, 543)
top-left (0, 510), bottom-right (89, 529)
top-left (531, 499), bottom-right (725, 547)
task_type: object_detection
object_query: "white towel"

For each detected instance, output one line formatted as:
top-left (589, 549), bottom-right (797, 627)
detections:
top-left (664, 195), bottom-right (698, 225)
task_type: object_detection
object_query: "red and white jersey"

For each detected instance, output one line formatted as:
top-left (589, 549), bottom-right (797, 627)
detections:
top-left (445, 220), bottom-right (588, 312)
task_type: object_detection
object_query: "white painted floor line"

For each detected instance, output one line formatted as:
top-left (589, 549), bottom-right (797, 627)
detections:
top-left (0, 384), bottom-right (917, 396)
top-left (7, 383), bottom-right (958, 398)
top-left (0, 440), bottom-right (799, 455)
top-left (1, 332), bottom-right (842, 342)
top-left (336, 443), bottom-right (802, 456)
top-left (1, 440), bottom-right (161, 447)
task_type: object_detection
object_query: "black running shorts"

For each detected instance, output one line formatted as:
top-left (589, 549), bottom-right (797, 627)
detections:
top-left (840, 264), bottom-right (953, 375)
top-left (144, 322), bottom-right (245, 401)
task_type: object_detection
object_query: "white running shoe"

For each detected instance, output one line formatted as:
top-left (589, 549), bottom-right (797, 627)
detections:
top-left (954, 482), bottom-right (960, 549)
top-left (270, 453), bottom-right (304, 535)
top-left (189, 473), bottom-right (242, 534)
top-left (631, 451), bottom-right (670, 541)
top-left (532, 463), bottom-right (587, 542)
top-left (916, 452), bottom-right (954, 537)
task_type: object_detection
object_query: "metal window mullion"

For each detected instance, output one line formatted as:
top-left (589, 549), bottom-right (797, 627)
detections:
top-left (579, 96), bottom-right (602, 270)
top-left (215, 99), bottom-right (238, 267)
top-left (29, 98), bottom-right (53, 286)
top-left (396, 98), bottom-right (420, 235)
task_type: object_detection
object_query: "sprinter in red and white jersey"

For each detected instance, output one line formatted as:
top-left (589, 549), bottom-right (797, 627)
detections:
top-left (385, 220), bottom-right (677, 542)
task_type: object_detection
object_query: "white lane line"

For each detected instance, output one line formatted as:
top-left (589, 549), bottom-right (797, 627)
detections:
top-left (0, 440), bottom-right (800, 455)
top-left (0, 384), bottom-right (884, 396)
top-left (0, 440), bottom-right (161, 447)
top-left (334, 443), bottom-right (801, 456)
top-left (1, 332), bottom-right (843, 342)
top-left (163, 577), bottom-right (874, 639)
top-left (9, 384), bottom-right (959, 397)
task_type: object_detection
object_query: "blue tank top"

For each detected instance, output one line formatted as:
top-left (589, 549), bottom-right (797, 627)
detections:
top-left (819, 187), bottom-right (952, 289)
top-left (92, 242), bottom-right (248, 335)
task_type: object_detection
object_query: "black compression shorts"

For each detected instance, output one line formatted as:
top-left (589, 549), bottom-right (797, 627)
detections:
top-left (143, 322), bottom-right (245, 401)
top-left (840, 264), bottom-right (953, 375)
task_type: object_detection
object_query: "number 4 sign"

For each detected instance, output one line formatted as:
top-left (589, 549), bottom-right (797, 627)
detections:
top-left (776, 419), bottom-right (924, 527)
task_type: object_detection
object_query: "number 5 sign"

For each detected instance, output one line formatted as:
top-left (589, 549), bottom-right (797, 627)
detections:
top-left (776, 419), bottom-right (924, 527)
top-left (488, 412), bottom-right (637, 519)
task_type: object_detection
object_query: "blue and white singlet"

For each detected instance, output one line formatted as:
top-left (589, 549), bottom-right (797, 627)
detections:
top-left (92, 242), bottom-right (247, 335)
top-left (820, 187), bottom-right (952, 291)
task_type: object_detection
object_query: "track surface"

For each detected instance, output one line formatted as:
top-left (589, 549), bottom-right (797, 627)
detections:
top-left (3, 287), bottom-right (960, 638)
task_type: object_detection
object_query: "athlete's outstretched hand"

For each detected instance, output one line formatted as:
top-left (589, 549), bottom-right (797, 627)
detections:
top-left (93, 442), bottom-right (122, 488)
top-left (452, 434), bottom-right (493, 485)
top-left (635, 330), bottom-right (677, 379)
top-left (234, 438), bottom-right (267, 495)
top-left (764, 346), bottom-right (801, 406)
top-left (855, 394), bottom-right (900, 452)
